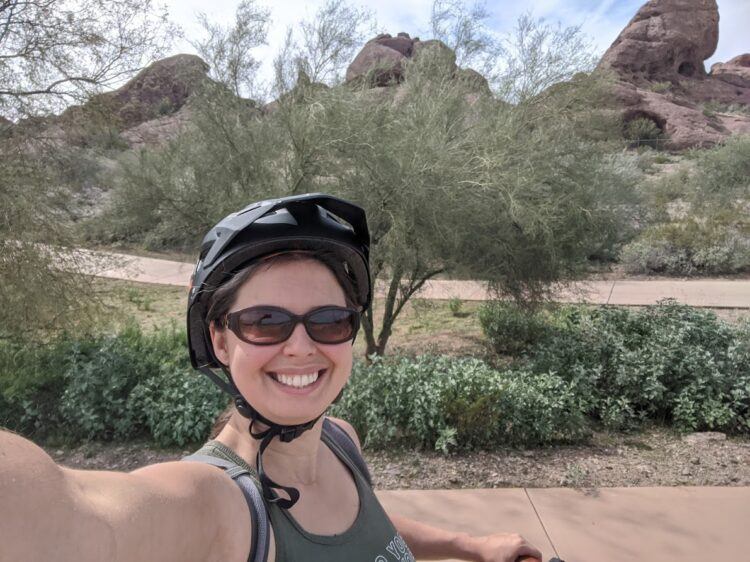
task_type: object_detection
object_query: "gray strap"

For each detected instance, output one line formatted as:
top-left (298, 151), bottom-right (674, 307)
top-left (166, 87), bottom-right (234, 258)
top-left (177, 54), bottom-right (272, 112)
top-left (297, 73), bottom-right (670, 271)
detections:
top-left (183, 454), bottom-right (270, 562)
top-left (323, 419), bottom-right (373, 487)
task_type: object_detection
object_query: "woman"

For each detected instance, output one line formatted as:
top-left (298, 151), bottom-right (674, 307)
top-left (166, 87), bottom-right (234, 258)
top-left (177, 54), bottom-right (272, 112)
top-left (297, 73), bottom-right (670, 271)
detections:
top-left (0, 193), bottom-right (543, 562)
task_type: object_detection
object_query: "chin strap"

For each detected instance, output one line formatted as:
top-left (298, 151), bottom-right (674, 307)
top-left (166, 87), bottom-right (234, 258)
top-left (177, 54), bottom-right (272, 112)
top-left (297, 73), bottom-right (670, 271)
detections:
top-left (201, 365), bottom-right (324, 510)
top-left (235, 395), bottom-right (321, 510)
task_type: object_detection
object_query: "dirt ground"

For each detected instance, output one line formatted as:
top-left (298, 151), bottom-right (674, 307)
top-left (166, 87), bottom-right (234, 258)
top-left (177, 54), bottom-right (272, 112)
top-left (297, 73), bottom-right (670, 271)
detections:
top-left (47, 428), bottom-right (750, 490)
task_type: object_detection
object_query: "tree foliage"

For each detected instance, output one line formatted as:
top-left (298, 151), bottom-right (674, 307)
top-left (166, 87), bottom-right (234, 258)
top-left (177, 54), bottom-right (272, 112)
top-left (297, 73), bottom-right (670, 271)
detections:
top-left (0, 0), bottom-right (175, 118)
top-left (102, 39), bottom-right (634, 355)
top-left (273, 0), bottom-right (375, 94)
top-left (429, 2), bottom-right (596, 102)
top-left (190, 0), bottom-right (270, 100)
top-left (0, 0), bottom-right (175, 336)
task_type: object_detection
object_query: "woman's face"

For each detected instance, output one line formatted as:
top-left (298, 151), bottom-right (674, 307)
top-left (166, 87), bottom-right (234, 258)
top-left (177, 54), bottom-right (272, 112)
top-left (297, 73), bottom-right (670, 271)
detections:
top-left (210, 258), bottom-right (354, 426)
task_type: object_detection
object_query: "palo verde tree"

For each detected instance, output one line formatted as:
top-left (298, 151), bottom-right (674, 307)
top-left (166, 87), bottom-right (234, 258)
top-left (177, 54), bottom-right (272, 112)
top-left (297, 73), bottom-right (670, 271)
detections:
top-left (101, 5), bottom-right (636, 356)
top-left (0, 0), bottom-right (175, 336)
top-left (300, 49), bottom-right (633, 355)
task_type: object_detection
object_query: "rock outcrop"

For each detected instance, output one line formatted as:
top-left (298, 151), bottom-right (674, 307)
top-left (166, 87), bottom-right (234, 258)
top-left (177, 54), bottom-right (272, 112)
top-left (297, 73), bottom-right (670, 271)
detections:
top-left (30, 53), bottom-right (213, 148)
top-left (345, 33), bottom-right (416, 86)
top-left (87, 53), bottom-right (209, 129)
top-left (344, 32), bottom-right (490, 98)
top-left (600, 0), bottom-right (719, 81)
top-left (710, 54), bottom-right (750, 88)
top-left (600, 0), bottom-right (750, 150)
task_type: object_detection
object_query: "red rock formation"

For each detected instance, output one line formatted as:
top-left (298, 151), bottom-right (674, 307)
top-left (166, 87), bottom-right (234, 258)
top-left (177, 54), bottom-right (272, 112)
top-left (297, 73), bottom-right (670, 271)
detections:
top-left (600, 0), bottom-right (719, 81)
top-left (600, 0), bottom-right (750, 150)
top-left (345, 32), bottom-right (490, 101)
top-left (710, 54), bottom-right (750, 88)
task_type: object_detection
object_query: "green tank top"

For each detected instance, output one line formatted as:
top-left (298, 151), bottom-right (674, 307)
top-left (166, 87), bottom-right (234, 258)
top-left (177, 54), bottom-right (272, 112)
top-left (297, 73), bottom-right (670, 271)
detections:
top-left (195, 432), bottom-right (416, 562)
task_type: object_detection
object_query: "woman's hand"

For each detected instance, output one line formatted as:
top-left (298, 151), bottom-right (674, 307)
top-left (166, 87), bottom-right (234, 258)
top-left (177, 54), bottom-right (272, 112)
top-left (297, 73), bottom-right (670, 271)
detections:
top-left (464, 532), bottom-right (543, 562)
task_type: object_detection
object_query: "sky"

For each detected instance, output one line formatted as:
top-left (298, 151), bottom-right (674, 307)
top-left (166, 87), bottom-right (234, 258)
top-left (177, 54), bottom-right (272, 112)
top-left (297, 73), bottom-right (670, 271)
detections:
top-left (163, 0), bottom-right (749, 87)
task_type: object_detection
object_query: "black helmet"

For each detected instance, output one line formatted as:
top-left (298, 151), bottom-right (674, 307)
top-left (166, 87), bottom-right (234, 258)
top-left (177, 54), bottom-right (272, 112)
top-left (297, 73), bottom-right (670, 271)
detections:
top-left (188, 192), bottom-right (371, 373)
top-left (186, 192), bottom-right (371, 508)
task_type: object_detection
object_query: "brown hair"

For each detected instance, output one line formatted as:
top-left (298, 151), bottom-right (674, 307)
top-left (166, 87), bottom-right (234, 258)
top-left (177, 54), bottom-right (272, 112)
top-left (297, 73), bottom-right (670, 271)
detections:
top-left (206, 249), bottom-right (362, 437)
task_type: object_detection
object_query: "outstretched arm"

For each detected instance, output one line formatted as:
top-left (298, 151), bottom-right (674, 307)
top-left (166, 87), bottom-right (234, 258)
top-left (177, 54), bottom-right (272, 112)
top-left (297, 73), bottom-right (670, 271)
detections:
top-left (390, 513), bottom-right (542, 562)
top-left (0, 429), bottom-right (251, 562)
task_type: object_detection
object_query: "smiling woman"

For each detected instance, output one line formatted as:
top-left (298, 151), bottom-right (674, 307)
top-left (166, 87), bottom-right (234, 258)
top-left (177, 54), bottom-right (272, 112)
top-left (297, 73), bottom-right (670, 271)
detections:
top-left (0, 193), bottom-right (544, 562)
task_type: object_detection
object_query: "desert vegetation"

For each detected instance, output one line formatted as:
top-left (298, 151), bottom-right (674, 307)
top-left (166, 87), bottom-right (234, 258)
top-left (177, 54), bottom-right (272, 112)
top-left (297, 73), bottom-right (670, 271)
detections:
top-left (1, 0), bottom-right (749, 458)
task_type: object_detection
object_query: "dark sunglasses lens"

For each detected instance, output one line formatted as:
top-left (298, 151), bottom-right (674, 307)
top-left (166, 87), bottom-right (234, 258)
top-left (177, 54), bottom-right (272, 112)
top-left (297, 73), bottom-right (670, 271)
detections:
top-left (237, 308), bottom-right (292, 343)
top-left (307, 308), bottom-right (357, 343)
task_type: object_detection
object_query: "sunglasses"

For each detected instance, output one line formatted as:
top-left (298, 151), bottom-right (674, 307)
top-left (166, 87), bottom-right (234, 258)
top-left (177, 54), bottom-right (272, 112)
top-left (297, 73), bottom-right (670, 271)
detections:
top-left (224, 305), bottom-right (360, 345)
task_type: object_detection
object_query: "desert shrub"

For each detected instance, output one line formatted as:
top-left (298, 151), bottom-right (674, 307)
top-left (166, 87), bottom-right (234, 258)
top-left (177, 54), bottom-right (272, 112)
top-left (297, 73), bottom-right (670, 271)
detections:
top-left (478, 301), bottom-right (557, 356)
top-left (529, 301), bottom-right (750, 433)
top-left (626, 136), bottom-right (750, 275)
top-left (128, 366), bottom-right (225, 447)
top-left (624, 117), bottom-right (664, 149)
top-left (621, 219), bottom-right (750, 275)
top-left (332, 354), bottom-right (589, 451)
top-left (691, 135), bottom-right (750, 198)
top-left (59, 323), bottom-right (188, 441)
top-left (448, 297), bottom-right (463, 317)
top-left (648, 81), bottom-right (671, 93)
top-left (0, 338), bottom-right (71, 438)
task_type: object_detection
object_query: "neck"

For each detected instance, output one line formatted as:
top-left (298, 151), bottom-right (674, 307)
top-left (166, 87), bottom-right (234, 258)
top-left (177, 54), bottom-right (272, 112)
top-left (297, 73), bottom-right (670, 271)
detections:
top-left (215, 410), bottom-right (324, 485)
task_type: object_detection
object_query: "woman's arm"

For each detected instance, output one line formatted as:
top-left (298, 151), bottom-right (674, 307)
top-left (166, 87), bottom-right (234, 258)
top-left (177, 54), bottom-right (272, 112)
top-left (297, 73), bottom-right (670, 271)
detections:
top-left (390, 514), bottom-right (541, 562)
top-left (0, 429), bottom-right (251, 562)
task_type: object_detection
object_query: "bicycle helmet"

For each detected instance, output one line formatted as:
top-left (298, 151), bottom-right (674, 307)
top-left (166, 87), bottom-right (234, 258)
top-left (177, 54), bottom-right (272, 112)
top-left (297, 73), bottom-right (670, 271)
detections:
top-left (187, 192), bottom-right (371, 508)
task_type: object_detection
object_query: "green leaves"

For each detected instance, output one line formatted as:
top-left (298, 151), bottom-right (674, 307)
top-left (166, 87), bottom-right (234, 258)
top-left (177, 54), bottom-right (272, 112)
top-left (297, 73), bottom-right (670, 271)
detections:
top-left (332, 354), bottom-right (589, 452)
top-left (0, 323), bottom-right (225, 446)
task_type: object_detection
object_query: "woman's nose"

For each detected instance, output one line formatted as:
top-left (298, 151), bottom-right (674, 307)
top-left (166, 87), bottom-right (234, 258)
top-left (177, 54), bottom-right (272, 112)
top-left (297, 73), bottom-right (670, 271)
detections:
top-left (282, 322), bottom-right (317, 355)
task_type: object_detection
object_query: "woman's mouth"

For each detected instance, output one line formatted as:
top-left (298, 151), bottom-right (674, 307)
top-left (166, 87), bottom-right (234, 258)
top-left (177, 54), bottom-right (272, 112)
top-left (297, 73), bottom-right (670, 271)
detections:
top-left (266, 369), bottom-right (327, 392)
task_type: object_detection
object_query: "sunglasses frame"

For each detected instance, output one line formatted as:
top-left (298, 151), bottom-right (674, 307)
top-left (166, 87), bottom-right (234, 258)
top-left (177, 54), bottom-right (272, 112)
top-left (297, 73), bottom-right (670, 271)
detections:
top-left (224, 305), bottom-right (361, 346)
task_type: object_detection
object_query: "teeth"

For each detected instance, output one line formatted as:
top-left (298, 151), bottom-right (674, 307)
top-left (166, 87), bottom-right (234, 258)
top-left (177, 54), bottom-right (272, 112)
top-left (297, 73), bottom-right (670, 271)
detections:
top-left (275, 371), bottom-right (320, 388)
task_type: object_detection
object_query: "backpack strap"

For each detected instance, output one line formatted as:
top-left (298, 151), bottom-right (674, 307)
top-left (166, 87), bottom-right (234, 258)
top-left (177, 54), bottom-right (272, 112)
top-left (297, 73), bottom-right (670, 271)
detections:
top-left (182, 453), bottom-right (270, 562)
top-left (323, 418), bottom-right (373, 487)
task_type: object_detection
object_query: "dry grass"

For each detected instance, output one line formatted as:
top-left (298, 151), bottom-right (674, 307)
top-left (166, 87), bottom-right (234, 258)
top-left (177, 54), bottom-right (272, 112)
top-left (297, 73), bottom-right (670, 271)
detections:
top-left (92, 279), bottom-right (489, 359)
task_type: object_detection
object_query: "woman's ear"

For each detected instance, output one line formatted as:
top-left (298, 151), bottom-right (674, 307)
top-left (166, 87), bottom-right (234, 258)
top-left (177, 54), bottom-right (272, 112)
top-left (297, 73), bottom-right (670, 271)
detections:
top-left (209, 322), bottom-right (230, 366)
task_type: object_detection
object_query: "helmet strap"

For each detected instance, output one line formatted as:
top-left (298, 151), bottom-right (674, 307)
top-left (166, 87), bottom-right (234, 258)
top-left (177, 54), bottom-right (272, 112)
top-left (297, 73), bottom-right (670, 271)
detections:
top-left (207, 366), bottom-right (321, 509)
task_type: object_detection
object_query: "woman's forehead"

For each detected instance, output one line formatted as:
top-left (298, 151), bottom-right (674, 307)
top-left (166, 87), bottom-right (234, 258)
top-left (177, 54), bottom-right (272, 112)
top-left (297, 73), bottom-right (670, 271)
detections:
top-left (233, 259), bottom-right (346, 309)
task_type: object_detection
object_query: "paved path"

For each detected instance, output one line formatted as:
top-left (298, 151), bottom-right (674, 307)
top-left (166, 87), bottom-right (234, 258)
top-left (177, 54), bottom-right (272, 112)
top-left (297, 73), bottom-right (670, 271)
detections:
top-left (87, 250), bottom-right (750, 309)
top-left (377, 486), bottom-right (750, 561)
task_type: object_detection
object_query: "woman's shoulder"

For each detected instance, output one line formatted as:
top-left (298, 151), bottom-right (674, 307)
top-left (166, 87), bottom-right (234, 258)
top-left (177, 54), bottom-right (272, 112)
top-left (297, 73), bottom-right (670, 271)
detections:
top-left (325, 416), bottom-right (362, 451)
top-left (131, 460), bottom-right (253, 559)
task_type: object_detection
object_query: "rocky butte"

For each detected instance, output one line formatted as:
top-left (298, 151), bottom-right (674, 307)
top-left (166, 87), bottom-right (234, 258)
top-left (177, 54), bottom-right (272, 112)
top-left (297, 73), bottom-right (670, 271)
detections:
top-left (599, 0), bottom-right (750, 149)
top-left (7, 0), bottom-right (748, 152)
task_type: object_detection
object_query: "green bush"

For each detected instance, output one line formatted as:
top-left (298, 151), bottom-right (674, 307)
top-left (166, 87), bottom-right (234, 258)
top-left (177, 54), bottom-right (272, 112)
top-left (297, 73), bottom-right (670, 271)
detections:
top-left (528, 302), bottom-right (750, 433)
top-left (621, 219), bottom-right (750, 275)
top-left (128, 366), bottom-right (225, 447)
top-left (0, 338), bottom-right (71, 439)
top-left (59, 323), bottom-right (192, 441)
top-left (624, 117), bottom-right (664, 149)
top-left (332, 355), bottom-right (589, 451)
top-left (478, 301), bottom-right (556, 356)
top-left (0, 323), bottom-right (224, 446)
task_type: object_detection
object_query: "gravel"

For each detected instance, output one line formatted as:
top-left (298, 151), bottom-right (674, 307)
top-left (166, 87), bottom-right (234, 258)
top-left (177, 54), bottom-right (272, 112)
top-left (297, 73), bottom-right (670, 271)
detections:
top-left (47, 428), bottom-right (750, 489)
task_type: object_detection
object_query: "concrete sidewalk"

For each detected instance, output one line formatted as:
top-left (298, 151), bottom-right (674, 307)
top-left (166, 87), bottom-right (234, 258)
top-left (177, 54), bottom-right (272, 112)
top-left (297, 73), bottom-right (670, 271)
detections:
top-left (88, 250), bottom-right (750, 309)
top-left (377, 487), bottom-right (750, 561)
